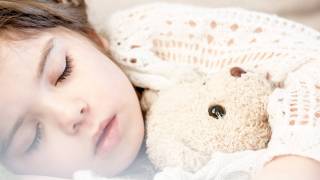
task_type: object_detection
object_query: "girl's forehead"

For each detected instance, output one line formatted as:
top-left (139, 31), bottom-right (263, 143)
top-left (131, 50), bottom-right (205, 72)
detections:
top-left (1, 27), bottom-right (79, 47)
top-left (0, 34), bottom-right (49, 70)
top-left (1, 29), bottom-right (75, 63)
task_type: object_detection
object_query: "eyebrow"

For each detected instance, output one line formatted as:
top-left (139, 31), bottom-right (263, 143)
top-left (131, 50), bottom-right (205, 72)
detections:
top-left (37, 38), bottom-right (54, 79)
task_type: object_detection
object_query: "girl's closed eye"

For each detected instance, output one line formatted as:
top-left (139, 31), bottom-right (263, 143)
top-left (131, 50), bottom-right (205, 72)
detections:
top-left (26, 122), bottom-right (43, 153)
top-left (25, 55), bottom-right (74, 153)
top-left (24, 56), bottom-right (73, 154)
top-left (55, 55), bottom-right (73, 86)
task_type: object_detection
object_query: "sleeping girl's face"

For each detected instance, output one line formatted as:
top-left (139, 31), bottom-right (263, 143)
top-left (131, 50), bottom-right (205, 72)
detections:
top-left (0, 28), bottom-right (144, 177)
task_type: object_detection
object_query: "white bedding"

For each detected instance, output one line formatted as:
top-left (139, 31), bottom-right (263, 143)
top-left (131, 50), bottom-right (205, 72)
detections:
top-left (73, 149), bottom-right (267, 180)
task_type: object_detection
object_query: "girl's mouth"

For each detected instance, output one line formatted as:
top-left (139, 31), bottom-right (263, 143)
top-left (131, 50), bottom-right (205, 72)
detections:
top-left (94, 115), bottom-right (120, 156)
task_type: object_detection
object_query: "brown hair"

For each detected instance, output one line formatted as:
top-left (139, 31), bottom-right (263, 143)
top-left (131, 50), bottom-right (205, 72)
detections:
top-left (0, 0), bottom-right (142, 98)
top-left (0, 0), bottom-right (106, 51)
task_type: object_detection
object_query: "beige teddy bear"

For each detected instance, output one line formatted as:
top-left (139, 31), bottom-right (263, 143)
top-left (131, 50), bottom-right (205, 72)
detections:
top-left (144, 67), bottom-right (273, 172)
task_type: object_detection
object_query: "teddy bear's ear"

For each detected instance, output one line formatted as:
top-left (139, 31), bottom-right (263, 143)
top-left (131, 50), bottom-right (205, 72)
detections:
top-left (230, 67), bottom-right (246, 77)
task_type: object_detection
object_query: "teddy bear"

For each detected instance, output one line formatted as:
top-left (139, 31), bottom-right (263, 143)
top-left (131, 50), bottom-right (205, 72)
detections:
top-left (143, 67), bottom-right (274, 172)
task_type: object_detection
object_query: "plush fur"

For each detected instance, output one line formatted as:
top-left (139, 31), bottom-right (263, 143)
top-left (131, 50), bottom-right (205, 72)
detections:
top-left (144, 67), bottom-right (273, 171)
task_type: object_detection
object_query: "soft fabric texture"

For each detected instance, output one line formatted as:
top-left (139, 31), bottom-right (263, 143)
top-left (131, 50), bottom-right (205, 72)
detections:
top-left (145, 68), bottom-right (272, 171)
top-left (74, 149), bottom-right (265, 180)
top-left (81, 2), bottom-right (320, 180)
top-left (85, 0), bottom-right (320, 31)
top-left (74, 143), bottom-right (157, 180)
top-left (102, 3), bottom-right (319, 90)
top-left (0, 164), bottom-right (17, 180)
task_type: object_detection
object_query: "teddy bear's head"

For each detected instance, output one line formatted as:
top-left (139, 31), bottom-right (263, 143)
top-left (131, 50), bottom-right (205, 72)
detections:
top-left (145, 67), bottom-right (273, 171)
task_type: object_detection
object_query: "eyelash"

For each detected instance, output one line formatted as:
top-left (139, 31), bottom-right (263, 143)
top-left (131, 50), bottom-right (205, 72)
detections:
top-left (55, 55), bottom-right (73, 85)
top-left (27, 122), bottom-right (43, 153)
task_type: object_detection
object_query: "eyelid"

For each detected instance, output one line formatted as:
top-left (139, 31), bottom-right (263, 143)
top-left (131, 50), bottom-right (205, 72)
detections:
top-left (26, 122), bottom-right (43, 154)
top-left (55, 55), bottom-right (73, 85)
top-left (7, 119), bottom-right (35, 155)
top-left (42, 44), bottom-right (68, 85)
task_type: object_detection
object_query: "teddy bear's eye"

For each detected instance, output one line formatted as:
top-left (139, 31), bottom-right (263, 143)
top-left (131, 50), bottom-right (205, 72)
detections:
top-left (208, 105), bottom-right (226, 119)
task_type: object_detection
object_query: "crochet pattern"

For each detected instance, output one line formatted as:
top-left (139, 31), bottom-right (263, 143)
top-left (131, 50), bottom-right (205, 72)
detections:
top-left (106, 3), bottom-right (320, 90)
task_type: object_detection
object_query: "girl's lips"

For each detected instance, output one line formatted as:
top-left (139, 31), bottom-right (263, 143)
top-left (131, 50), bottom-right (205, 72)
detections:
top-left (94, 115), bottom-right (120, 155)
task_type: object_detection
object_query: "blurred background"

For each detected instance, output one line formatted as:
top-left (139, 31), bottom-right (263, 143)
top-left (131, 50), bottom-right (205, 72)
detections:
top-left (85, 0), bottom-right (320, 31)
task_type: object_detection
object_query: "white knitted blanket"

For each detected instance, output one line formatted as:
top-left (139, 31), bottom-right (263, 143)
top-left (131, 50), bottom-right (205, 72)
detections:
top-left (76, 2), bottom-right (320, 180)
top-left (101, 3), bottom-right (320, 90)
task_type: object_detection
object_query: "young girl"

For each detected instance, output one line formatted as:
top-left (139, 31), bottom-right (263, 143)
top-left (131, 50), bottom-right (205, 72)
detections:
top-left (0, 1), bottom-right (320, 180)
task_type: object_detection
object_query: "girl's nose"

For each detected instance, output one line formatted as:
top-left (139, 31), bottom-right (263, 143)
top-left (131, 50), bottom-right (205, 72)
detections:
top-left (41, 97), bottom-right (90, 135)
top-left (57, 99), bottom-right (89, 135)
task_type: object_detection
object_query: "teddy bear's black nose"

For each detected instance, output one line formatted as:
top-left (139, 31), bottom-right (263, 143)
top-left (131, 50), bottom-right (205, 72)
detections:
top-left (208, 105), bottom-right (226, 119)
